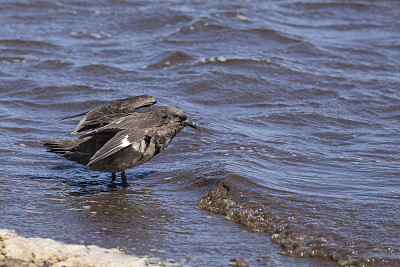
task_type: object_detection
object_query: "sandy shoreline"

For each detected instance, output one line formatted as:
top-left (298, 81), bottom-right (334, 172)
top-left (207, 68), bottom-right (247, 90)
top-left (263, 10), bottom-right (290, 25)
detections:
top-left (0, 229), bottom-right (150, 267)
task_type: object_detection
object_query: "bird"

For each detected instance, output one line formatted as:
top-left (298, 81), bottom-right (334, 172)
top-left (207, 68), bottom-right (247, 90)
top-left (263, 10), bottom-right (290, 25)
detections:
top-left (43, 96), bottom-right (196, 186)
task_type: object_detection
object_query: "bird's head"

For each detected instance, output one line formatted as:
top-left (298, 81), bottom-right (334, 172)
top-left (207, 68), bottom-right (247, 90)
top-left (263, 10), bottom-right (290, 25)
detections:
top-left (156, 106), bottom-right (197, 129)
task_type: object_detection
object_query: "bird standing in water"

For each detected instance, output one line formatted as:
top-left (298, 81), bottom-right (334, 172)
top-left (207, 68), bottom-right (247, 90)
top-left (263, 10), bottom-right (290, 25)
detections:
top-left (44, 95), bottom-right (196, 186)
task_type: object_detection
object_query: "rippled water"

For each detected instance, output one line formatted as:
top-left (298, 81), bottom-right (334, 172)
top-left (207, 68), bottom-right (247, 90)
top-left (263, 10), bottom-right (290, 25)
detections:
top-left (1, 0), bottom-right (399, 266)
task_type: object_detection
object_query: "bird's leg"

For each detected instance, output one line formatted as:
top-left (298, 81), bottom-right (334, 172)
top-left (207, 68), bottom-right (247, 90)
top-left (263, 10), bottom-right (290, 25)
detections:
top-left (108, 172), bottom-right (117, 188)
top-left (121, 171), bottom-right (128, 187)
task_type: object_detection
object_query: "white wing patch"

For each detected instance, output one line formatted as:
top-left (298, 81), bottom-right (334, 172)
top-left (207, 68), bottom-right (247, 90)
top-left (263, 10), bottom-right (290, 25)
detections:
top-left (88, 134), bottom-right (132, 166)
top-left (120, 136), bottom-right (131, 147)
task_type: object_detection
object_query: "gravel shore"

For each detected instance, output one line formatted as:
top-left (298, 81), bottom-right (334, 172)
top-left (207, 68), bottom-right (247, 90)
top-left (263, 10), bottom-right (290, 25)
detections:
top-left (0, 229), bottom-right (149, 267)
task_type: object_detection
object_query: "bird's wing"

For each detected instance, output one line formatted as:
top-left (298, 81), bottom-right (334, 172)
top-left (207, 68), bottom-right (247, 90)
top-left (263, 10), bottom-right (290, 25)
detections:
top-left (88, 110), bottom-right (169, 134)
top-left (71, 113), bottom-right (130, 134)
top-left (87, 130), bottom-right (136, 166)
top-left (71, 95), bottom-right (157, 134)
top-left (87, 112), bottom-right (168, 166)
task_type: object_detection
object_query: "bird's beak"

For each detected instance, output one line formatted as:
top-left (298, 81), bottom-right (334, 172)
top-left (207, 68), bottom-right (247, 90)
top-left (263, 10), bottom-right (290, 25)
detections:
top-left (183, 119), bottom-right (197, 129)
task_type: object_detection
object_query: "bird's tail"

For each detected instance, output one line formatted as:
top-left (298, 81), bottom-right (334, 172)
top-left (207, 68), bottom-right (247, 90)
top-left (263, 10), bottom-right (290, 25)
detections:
top-left (43, 137), bottom-right (95, 166)
top-left (43, 138), bottom-right (84, 154)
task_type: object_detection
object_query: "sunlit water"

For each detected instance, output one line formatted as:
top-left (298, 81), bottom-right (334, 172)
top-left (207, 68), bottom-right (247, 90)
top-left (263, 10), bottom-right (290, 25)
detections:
top-left (1, 1), bottom-right (399, 266)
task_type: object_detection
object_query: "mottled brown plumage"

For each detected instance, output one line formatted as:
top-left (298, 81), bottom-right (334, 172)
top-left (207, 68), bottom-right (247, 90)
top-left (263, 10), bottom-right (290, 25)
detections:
top-left (44, 97), bottom-right (196, 186)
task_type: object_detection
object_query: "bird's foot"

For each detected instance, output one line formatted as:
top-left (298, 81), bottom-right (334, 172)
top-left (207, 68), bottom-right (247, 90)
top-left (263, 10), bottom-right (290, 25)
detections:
top-left (107, 182), bottom-right (117, 188)
top-left (121, 171), bottom-right (128, 187)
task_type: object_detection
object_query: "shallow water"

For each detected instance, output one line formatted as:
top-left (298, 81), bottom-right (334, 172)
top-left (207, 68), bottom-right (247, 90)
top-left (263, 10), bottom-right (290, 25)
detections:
top-left (1, 0), bottom-right (399, 266)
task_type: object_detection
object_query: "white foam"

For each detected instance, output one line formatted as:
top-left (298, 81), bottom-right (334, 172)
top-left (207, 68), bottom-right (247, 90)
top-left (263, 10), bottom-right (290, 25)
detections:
top-left (217, 56), bottom-right (227, 62)
top-left (90, 33), bottom-right (102, 39)
top-left (235, 14), bottom-right (252, 22)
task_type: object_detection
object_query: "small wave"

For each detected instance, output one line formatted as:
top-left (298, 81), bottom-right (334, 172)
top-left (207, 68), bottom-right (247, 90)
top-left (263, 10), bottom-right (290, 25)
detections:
top-left (0, 70), bottom-right (9, 77)
top-left (0, 79), bottom-right (38, 94)
top-left (198, 182), bottom-right (396, 266)
top-left (172, 20), bottom-right (226, 36)
top-left (265, 112), bottom-right (370, 129)
top-left (2, 85), bottom-right (104, 99)
top-left (69, 31), bottom-right (113, 40)
top-left (197, 56), bottom-right (272, 66)
top-left (143, 51), bottom-right (195, 69)
top-left (79, 64), bottom-right (137, 78)
top-left (1, 1), bottom-right (61, 9)
top-left (164, 18), bottom-right (300, 49)
top-left (1, 125), bottom-right (43, 135)
top-left (34, 59), bottom-right (72, 69)
top-left (0, 39), bottom-right (59, 49)
top-left (246, 28), bottom-right (302, 44)
top-left (0, 56), bottom-right (34, 65)
top-left (1, 99), bottom-right (54, 110)
top-left (163, 15), bottom-right (232, 44)
top-left (33, 85), bottom-right (94, 94)
top-left (291, 87), bottom-right (340, 99)
top-left (280, 1), bottom-right (374, 12)
top-left (125, 9), bottom-right (192, 32)
top-left (0, 57), bottom-right (72, 71)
